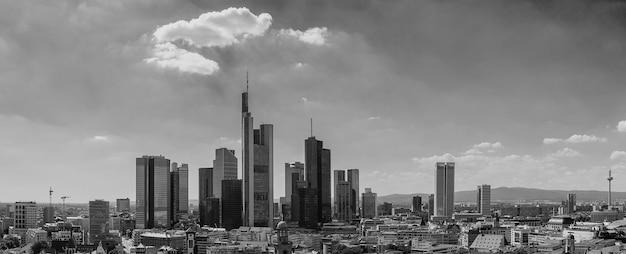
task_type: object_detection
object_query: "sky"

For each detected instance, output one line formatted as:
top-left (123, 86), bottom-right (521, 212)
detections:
top-left (1, 0), bottom-right (626, 204)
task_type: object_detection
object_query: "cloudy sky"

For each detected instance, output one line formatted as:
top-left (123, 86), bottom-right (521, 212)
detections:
top-left (2, 0), bottom-right (626, 203)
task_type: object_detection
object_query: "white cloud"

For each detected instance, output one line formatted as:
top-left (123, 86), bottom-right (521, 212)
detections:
top-left (368, 116), bottom-right (381, 121)
top-left (543, 134), bottom-right (607, 144)
top-left (617, 120), bottom-right (626, 133)
top-left (301, 97), bottom-right (308, 103)
top-left (473, 142), bottom-right (503, 149)
top-left (543, 138), bottom-right (562, 144)
top-left (464, 148), bottom-right (483, 155)
top-left (549, 147), bottom-right (582, 158)
top-left (153, 7), bottom-right (272, 47)
top-left (144, 42), bottom-right (219, 75)
top-left (92, 135), bottom-right (109, 141)
top-left (610, 151), bottom-right (626, 160)
top-left (280, 27), bottom-right (329, 45)
top-left (464, 141), bottom-right (502, 155)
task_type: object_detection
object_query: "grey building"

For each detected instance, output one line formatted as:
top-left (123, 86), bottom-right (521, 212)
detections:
top-left (435, 162), bottom-right (455, 217)
top-left (477, 184), bottom-right (491, 215)
top-left (362, 188), bottom-right (377, 219)
top-left (136, 155), bottom-right (171, 229)
top-left (213, 148), bottom-right (238, 198)
top-left (305, 136), bottom-right (331, 223)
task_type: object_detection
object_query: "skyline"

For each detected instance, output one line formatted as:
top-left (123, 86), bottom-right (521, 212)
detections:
top-left (2, 0), bottom-right (626, 203)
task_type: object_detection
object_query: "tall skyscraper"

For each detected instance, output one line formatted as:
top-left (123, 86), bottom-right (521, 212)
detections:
top-left (333, 170), bottom-right (346, 217)
top-left (362, 188), bottom-right (377, 219)
top-left (213, 148), bottom-right (238, 198)
top-left (204, 197), bottom-right (220, 228)
top-left (170, 163), bottom-right (189, 222)
top-left (434, 162), bottom-right (455, 217)
top-left (412, 196), bottom-right (422, 213)
top-left (305, 136), bottom-right (331, 223)
top-left (222, 179), bottom-right (243, 230)
top-left (285, 162), bottom-right (304, 203)
top-left (241, 86), bottom-right (274, 227)
top-left (136, 155), bottom-right (171, 229)
top-left (477, 184), bottom-right (491, 215)
top-left (116, 198), bottom-right (130, 213)
top-left (428, 194), bottom-right (434, 217)
top-left (89, 200), bottom-right (110, 244)
top-left (336, 181), bottom-right (352, 222)
top-left (198, 167), bottom-right (214, 226)
top-left (566, 193), bottom-right (576, 214)
top-left (347, 169), bottom-right (360, 218)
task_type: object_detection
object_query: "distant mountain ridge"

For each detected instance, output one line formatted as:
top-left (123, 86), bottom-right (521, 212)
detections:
top-left (377, 187), bottom-right (623, 206)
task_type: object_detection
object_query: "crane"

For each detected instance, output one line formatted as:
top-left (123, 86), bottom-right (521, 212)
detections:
top-left (61, 196), bottom-right (70, 217)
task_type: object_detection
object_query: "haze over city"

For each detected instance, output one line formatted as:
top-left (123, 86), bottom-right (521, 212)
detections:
top-left (2, 0), bottom-right (626, 203)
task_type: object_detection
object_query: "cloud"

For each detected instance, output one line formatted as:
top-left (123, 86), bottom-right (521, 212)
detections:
top-left (473, 142), bottom-right (503, 149)
top-left (617, 120), bottom-right (626, 133)
top-left (368, 116), bottom-right (381, 121)
top-left (548, 147), bottom-right (582, 158)
top-left (279, 27), bottom-right (329, 45)
top-left (543, 134), bottom-right (607, 144)
top-left (144, 42), bottom-right (219, 75)
top-left (543, 138), bottom-right (562, 144)
top-left (610, 151), bottom-right (626, 160)
top-left (92, 135), bottom-right (109, 142)
top-left (153, 7), bottom-right (272, 47)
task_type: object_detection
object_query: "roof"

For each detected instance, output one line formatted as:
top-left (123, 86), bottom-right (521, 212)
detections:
top-left (470, 234), bottom-right (505, 250)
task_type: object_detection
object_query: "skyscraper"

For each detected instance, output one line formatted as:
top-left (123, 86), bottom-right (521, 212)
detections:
top-left (362, 188), bottom-right (377, 219)
top-left (213, 148), bottom-right (238, 198)
top-left (336, 181), bottom-right (352, 222)
top-left (347, 169), bottom-right (360, 218)
top-left (89, 199), bottom-right (109, 244)
top-left (412, 196), bottom-right (422, 213)
top-left (333, 170), bottom-right (346, 217)
top-left (116, 198), bottom-right (130, 213)
top-left (285, 162), bottom-right (304, 203)
top-left (170, 163), bottom-right (189, 222)
top-left (222, 179), bottom-right (243, 230)
top-left (477, 184), bottom-right (491, 215)
top-left (566, 193), bottom-right (576, 214)
top-left (198, 167), bottom-right (214, 226)
top-left (241, 85), bottom-right (274, 227)
top-left (305, 136), bottom-right (331, 223)
top-left (136, 155), bottom-right (171, 229)
top-left (435, 162), bottom-right (455, 218)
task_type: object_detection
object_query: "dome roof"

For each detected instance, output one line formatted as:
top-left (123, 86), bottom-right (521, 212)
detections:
top-left (276, 221), bottom-right (288, 230)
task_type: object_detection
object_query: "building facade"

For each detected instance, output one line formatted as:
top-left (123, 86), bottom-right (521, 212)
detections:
top-left (89, 199), bottom-right (110, 243)
top-left (347, 169), bottom-right (359, 218)
top-left (116, 198), bottom-right (130, 213)
top-left (13, 201), bottom-right (37, 237)
top-left (305, 136), bottom-right (331, 224)
top-left (136, 155), bottom-right (171, 229)
top-left (435, 162), bottom-right (455, 217)
top-left (170, 162), bottom-right (189, 221)
top-left (412, 196), bottom-right (422, 213)
top-left (222, 179), bottom-right (243, 230)
top-left (213, 148), bottom-right (238, 198)
top-left (285, 162), bottom-right (305, 204)
top-left (199, 167), bottom-right (214, 227)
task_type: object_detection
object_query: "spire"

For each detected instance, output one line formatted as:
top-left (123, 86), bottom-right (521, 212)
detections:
top-left (246, 71), bottom-right (249, 93)
top-left (310, 118), bottom-right (313, 137)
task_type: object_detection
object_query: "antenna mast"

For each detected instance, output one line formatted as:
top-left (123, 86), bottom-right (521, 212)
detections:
top-left (310, 118), bottom-right (313, 137)
top-left (246, 71), bottom-right (249, 92)
top-left (49, 187), bottom-right (53, 207)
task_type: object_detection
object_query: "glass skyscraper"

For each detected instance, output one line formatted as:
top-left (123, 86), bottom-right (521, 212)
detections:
top-left (136, 155), bottom-right (171, 229)
top-left (435, 162), bottom-right (455, 218)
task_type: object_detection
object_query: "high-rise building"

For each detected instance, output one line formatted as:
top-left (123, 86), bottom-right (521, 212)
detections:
top-left (199, 167), bottom-right (214, 226)
top-left (213, 148), bottom-right (238, 198)
top-left (14, 201), bottom-right (37, 235)
top-left (362, 188), bottom-right (377, 219)
top-left (116, 198), bottom-right (130, 213)
top-left (241, 87), bottom-right (274, 227)
top-left (566, 193), bottom-right (576, 214)
top-left (222, 179), bottom-right (243, 230)
top-left (297, 188), bottom-right (319, 228)
top-left (43, 207), bottom-right (55, 223)
top-left (336, 181), bottom-right (352, 222)
top-left (136, 155), bottom-right (171, 229)
top-left (333, 170), bottom-right (346, 217)
top-left (428, 194), bottom-right (434, 217)
top-left (434, 162), bottom-right (455, 217)
top-left (412, 196), bottom-right (422, 213)
top-left (204, 198), bottom-right (220, 228)
top-left (305, 136), bottom-right (331, 223)
top-left (347, 169), bottom-right (360, 218)
top-left (170, 163), bottom-right (189, 222)
top-left (89, 200), bottom-right (110, 244)
top-left (285, 162), bottom-right (305, 203)
top-left (477, 184), bottom-right (491, 215)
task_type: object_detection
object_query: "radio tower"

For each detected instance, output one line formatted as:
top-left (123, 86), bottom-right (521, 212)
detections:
top-left (49, 187), bottom-right (53, 207)
top-left (606, 169), bottom-right (613, 206)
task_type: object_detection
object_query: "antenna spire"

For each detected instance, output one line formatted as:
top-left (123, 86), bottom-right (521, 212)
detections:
top-left (246, 71), bottom-right (249, 92)
top-left (310, 118), bottom-right (313, 137)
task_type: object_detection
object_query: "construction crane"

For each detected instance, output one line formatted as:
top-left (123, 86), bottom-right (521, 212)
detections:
top-left (61, 196), bottom-right (70, 217)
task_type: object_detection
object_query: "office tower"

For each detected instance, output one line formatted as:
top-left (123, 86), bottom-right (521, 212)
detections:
top-left (333, 170), bottom-right (346, 217)
top-left (477, 184), bottom-right (491, 215)
top-left (222, 179), bottom-right (243, 230)
top-left (136, 155), bottom-right (171, 229)
top-left (347, 169), bottom-right (360, 218)
top-left (336, 181), bottom-right (352, 222)
top-left (362, 188), bottom-right (377, 219)
top-left (170, 163), bottom-right (189, 222)
top-left (297, 188), bottom-right (319, 228)
top-left (428, 194), bottom-right (434, 217)
top-left (198, 167), bottom-right (214, 226)
top-left (116, 198), bottom-right (130, 213)
top-left (89, 200), bottom-right (109, 244)
top-left (285, 162), bottom-right (305, 203)
top-left (434, 162), bottom-right (455, 217)
top-left (378, 202), bottom-right (392, 216)
top-left (241, 86), bottom-right (274, 227)
top-left (14, 201), bottom-right (37, 231)
top-left (566, 193), bottom-right (576, 214)
top-left (43, 207), bottom-right (55, 223)
top-left (412, 196), bottom-right (422, 213)
top-left (204, 198), bottom-right (220, 228)
top-left (305, 136), bottom-right (332, 223)
top-left (213, 148), bottom-right (238, 198)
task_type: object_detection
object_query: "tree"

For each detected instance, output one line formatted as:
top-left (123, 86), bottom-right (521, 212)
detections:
top-left (31, 241), bottom-right (49, 254)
